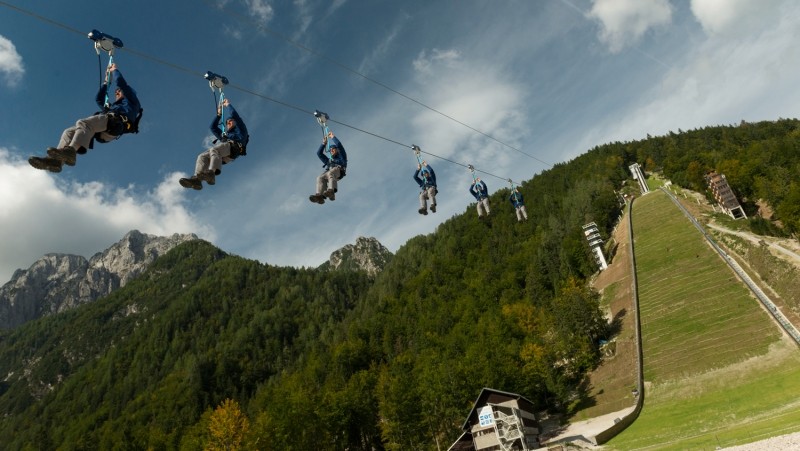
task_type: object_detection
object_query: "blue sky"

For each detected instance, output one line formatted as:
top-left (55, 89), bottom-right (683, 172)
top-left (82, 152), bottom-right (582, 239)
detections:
top-left (0, 0), bottom-right (797, 283)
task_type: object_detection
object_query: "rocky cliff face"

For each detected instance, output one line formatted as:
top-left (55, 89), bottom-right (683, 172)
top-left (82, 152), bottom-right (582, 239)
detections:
top-left (0, 230), bottom-right (197, 329)
top-left (320, 236), bottom-right (392, 276)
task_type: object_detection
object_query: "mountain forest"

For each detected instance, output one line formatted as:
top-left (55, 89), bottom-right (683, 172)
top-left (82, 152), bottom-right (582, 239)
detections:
top-left (1, 119), bottom-right (798, 450)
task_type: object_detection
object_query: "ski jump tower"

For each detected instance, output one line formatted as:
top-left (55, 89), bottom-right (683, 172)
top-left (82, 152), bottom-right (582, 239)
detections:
top-left (582, 222), bottom-right (608, 271)
top-left (629, 163), bottom-right (649, 194)
top-left (705, 171), bottom-right (747, 219)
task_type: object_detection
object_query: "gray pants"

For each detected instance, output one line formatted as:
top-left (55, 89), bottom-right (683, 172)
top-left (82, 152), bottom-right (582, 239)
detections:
top-left (59, 114), bottom-right (115, 151)
top-left (515, 205), bottom-right (528, 221)
top-left (419, 186), bottom-right (436, 210)
top-left (316, 166), bottom-right (342, 194)
top-left (477, 198), bottom-right (490, 217)
top-left (195, 141), bottom-right (233, 176)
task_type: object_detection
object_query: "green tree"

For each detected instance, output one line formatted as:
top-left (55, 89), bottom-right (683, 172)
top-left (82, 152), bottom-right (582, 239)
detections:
top-left (206, 399), bottom-right (249, 451)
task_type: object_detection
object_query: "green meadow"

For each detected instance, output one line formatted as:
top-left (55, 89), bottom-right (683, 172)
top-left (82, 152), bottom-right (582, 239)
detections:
top-left (606, 190), bottom-right (800, 450)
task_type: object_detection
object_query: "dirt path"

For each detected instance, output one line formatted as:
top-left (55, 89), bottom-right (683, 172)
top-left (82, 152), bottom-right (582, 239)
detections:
top-left (706, 223), bottom-right (800, 267)
top-left (542, 208), bottom-right (638, 446)
top-left (721, 431), bottom-right (800, 450)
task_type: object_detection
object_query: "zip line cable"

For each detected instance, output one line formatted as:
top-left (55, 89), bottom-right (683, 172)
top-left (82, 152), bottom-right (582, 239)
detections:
top-left (201, 0), bottom-right (553, 168)
top-left (0, 1), bottom-right (522, 185)
top-left (228, 83), bottom-right (513, 182)
top-left (0, 0), bottom-right (85, 35)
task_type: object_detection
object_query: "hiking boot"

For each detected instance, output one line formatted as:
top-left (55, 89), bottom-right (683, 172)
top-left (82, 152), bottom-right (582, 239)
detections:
top-left (418, 208), bottom-right (428, 215)
top-left (198, 171), bottom-right (216, 185)
top-left (430, 204), bottom-right (436, 213)
top-left (179, 176), bottom-right (203, 190)
top-left (47, 146), bottom-right (76, 166)
top-left (309, 194), bottom-right (325, 204)
top-left (29, 156), bottom-right (63, 173)
top-left (323, 189), bottom-right (335, 201)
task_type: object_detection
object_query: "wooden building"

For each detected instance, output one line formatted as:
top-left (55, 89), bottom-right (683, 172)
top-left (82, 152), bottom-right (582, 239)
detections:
top-left (706, 171), bottom-right (746, 219)
top-left (447, 388), bottom-right (541, 451)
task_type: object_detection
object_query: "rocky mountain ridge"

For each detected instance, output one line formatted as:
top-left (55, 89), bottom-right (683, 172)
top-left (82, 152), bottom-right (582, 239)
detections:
top-left (0, 232), bottom-right (390, 330)
top-left (0, 230), bottom-right (197, 329)
top-left (319, 236), bottom-right (393, 276)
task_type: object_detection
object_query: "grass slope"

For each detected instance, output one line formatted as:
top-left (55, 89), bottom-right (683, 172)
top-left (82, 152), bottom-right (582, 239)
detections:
top-left (607, 190), bottom-right (800, 450)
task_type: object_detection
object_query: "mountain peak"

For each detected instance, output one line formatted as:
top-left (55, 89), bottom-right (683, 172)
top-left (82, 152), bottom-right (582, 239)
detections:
top-left (89, 230), bottom-right (198, 286)
top-left (0, 230), bottom-right (197, 329)
top-left (320, 236), bottom-right (392, 276)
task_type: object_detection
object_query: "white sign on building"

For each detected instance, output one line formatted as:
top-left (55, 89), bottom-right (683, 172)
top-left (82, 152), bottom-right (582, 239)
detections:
top-left (478, 406), bottom-right (495, 427)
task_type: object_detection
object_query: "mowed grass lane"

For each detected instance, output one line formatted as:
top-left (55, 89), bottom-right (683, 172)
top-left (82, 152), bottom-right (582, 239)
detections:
top-left (607, 190), bottom-right (800, 450)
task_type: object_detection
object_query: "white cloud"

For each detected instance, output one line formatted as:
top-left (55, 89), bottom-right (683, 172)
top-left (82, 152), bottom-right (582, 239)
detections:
top-left (574, 0), bottom-right (800, 158)
top-left (278, 193), bottom-right (307, 213)
top-left (690, 0), bottom-right (782, 36)
top-left (329, 0), bottom-right (347, 15)
top-left (588, 0), bottom-right (672, 53)
top-left (245, 0), bottom-right (274, 24)
top-left (358, 16), bottom-right (407, 76)
top-left (224, 25), bottom-right (244, 40)
top-left (0, 149), bottom-right (215, 284)
top-left (292, 0), bottom-right (313, 37)
top-left (201, 134), bottom-right (218, 150)
top-left (408, 51), bottom-right (527, 172)
top-left (412, 48), bottom-right (461, 74)
top-left (220, 0), bottom-right (273, 38)
top-left (0, 34), bottom-right (24, 87)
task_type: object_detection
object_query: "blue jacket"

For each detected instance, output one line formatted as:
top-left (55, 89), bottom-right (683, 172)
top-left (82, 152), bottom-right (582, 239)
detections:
top-left (211, 104), bottom-right (249, 146)
top-left (95, 70), bottom-right (140, 123)
top-left (469, 180), bottom-right (489, 200)
top-left (509, 191), bottom-right (524, 208)
top-left (414, 166), bottom-right (437, 189)
top-left (317, 136), bottom-right (347, 169)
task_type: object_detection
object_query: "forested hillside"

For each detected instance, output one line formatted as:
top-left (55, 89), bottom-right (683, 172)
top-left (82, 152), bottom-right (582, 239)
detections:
top-left (1, 119), bottom-right (798, 450)
top-left (627, 119), bottom-right (800, 235)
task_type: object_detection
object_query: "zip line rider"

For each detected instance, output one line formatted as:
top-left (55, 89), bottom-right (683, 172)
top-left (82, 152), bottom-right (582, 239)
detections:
top-left (509, 186), bottom-right (528, 222)
top-left (413, 161), bottom-right (437, 215)
top-left (310, 110), bottom-right (347, 204)
top-left (181, 98), bottom-right (249, 189)
top-left (310, 131), bottom-right (347, 203)
top-left (469, 177), bottom-right (491, 219)
top-left (35, 63), bottom-right (141, 169)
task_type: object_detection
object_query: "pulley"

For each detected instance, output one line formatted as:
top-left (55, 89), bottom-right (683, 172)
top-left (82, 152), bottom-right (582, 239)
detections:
top-left (88, 29), bottom-right (123, 54)
top-left (204, 71), bottom-right (229, 91)
top-left (314, 109), bottom-right (329, 126)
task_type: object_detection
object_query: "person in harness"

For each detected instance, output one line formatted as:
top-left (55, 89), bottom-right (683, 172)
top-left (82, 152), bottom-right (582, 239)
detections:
top-left (469, 178), bottom-right (491, 219)
top-left (34, 63), bottom-right (141, 169)
top-left (509, 186), bottom-right (528, 222)
top-left (309, 131), bottom-right (347, 204)
top-left (180, 98), bottom-right (248, 189)
top-left (413, 161), bottom-right (437, 215)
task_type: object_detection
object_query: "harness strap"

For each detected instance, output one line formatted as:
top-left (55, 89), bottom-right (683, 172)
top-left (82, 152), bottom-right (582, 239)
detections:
top-left (204, 71), bottom-right (229, 137)
top-left (468, 164), bottom-right (480, 190)
top-left (218, 91), bottom-right (227, 138)
top-left (89, 30), bottom-right (122, 109)
top-left (508, 178), bottom-right (520, 203)
top-left (314, 110), bottom-right (334, 164)
top-left (228, 141), bottom-right (241, 159)
top-left (412, 144), bottom-right (425, 166)
top-left (412, 144), bottom-right (434, 188)
top-left (103, 55), bottom-right (115, 108)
